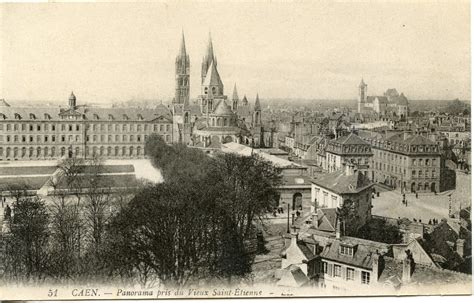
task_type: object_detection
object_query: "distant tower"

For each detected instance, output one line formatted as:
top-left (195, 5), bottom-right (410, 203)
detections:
top-left (69, 91), bottom-right (76, 109)
top-left (358, 78), bottom-right (367, 113)
top-left (232, 83), bottom-right (239, 111)
top-left (201, 33), bottom-right (217, 84)
top-left (252, 94), bottom-right (262, 127)
top-left (174, 31), bottom-right (190, 105)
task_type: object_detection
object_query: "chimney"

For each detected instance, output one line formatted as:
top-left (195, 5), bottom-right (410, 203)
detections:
top-left (290, 230), bottom-right (298, 247)
top-left (345, 163), bottom-right (354, 176)
top-left (336, 218), bottom-right (342, 239)
top-left (372, 250), bottom-right (381, 282)
top-left (456, 239), bottom-right (465, 258)
top-left (402, 250), bottom-right (414, 283)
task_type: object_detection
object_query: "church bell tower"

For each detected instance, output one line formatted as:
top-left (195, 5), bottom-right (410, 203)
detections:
top-left (174, 31), bottom-right (190, 105)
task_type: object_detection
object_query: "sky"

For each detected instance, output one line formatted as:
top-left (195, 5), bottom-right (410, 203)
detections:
top-left (0, 1), bottom-right (471, 104)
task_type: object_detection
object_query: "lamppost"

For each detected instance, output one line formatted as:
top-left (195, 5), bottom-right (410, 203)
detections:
top-left (286, 203), bottom-right (290, 233)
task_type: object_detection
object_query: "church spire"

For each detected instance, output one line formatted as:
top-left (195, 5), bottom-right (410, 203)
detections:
top-left (232, 83), bottom-right (239, 111)
top-left (254, 93), bottom-right (261, 111)
top-left (174, 31), bottom-right (190, 105)
top-left (201, 32), bottom-right (217, 83)
top-left (232, 83), bottom-right (239, 101)
top-left (179, 30), bottom-right (187, 57)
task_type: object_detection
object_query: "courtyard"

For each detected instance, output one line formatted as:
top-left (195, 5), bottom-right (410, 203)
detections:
top-left (372, 170), bottom-right (471, 223)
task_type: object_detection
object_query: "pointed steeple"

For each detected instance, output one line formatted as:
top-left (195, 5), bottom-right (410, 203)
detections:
top-left (201, 32), bottom-right (217, 83)
top-left (179, 30), bottom-right (187, 57)
top-left (232, 83), bottom-right (239, 101)
top-left (254, 94), bottom-right (261, 111)
top-left (242, 95), bottom-right (248, 106)
top-left (206, 32), bottom-right (216, 65)
top-left (359, 78), bottom-right (366, 88)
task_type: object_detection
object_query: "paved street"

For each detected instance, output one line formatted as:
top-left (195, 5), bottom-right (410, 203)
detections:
top-left (372, 170), bottom-right (471, 223)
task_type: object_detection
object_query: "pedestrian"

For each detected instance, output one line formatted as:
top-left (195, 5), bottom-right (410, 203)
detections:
top-left (4, 204), bottom-right (11, 220)
top-left (429, 219), bottom-right (432, 225)
top-left (416, 192), bottom-right (418, 199)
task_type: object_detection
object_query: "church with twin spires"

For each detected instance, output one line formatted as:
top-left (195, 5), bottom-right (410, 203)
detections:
top-left (171, 32), bottom-right (266, 149)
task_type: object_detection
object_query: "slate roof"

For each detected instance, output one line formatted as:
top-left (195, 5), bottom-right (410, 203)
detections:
top-left (277, 265), bottom-right (310, 287)
top-left (212, 100), bottom-right (233, 115)
top-left (379, 257), bottom-right (471, 287)
top-left (311, 170), bottom-right (373, 195)
top-left (0, 104), bottom-right (172, 122)
top-left (316, 208), bottom-right (337, 232)
top-left (320, 238), bottom-right (388, 270)
top-left (335, 133), bottom-right (371, 146)
top-left (0, 99), bottom-right (10, 107)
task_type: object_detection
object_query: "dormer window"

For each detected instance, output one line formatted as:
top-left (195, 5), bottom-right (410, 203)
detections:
top-left (44, 113), bottom-right (51, 120)
top-left (15, 113), bottom-right (22, 120)
top-left (29, 113), bottom-right (35, 120)
top-left (93, 114), bottom-right (100, 120)
top-left (123, 114), bottom-right (129, 120)
top-left (137, 114), bottom-right (143, 120)
top-left (0, 113), bottom-right (6, 119)
top-left (339, 244), bottom-right (355, 256)
top-left (108, 114), bottom-right (114, 120)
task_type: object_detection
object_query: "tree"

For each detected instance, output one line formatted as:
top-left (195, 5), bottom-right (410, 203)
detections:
top-left (105, 182), bottom-right (252, 287)
top-left (2, 196), bottom-right (50, 282)
top-left (48, 195), bottom-right (82, 280)
top-left (210, 153), bottom-right (282, 239)
top-left (356, 217), bottom-right (403, 244)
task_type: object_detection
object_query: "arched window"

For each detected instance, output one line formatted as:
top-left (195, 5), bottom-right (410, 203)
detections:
top-left (129, 146), bottom-right (134, 156)
top-left (212, 87), bottom-right (216, 94)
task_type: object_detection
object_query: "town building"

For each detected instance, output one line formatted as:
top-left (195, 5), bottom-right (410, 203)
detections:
top-left (358, 131), bottom-right (447, 192)
top-left (0, 93), bottom-right (173, 161)
top-left (324, 133), bottom-right (373, 176)
top-left (310, 164), bottom-right (373, 235)
top-left (358, 79), bottom-right (409, 119)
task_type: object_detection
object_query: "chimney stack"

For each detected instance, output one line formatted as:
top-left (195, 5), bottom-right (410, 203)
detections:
top-left (456, 239), bottom-right (465, 258)
top-left (372, 250), bottom-right (381, 282)
top-left (344, 163), bottom-right (354, 176)
top-left (290, 229), bottom-right (298, 247)
top-left (336, 218), bottom-right (342, 239)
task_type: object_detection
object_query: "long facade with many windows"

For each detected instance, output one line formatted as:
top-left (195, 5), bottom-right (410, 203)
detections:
top-left (0, 93), bottom-right (173, 160)
top-left (359, 131), bottom-right (442, 193)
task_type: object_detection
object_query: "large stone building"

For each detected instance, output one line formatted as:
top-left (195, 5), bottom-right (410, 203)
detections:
top-left (359, 131), bottom-right (445, 193)
top-left (171, 34), bottom-right (264, 149)
top-left (358, 79), bottom-right (409, 119)
top-left (325, 133), bottom-right (373, 176)
top-left (0, 93), bottom-right (173, 160)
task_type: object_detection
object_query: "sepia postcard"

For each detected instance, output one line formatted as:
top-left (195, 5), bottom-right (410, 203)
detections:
top-left (0, 0), bottom-right (472, 300)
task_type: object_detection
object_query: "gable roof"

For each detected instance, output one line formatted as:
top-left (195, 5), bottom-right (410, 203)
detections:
top-left (311, 170), bottom-right (373, 195)
top-left (316, 208), bottom-right (337, 232)
top-left (277, 265), bottom-right (310, 287)
top-left (320, 238), bottom-right (387, 270)
top-left (336, 133), bottom-right (371, 146)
